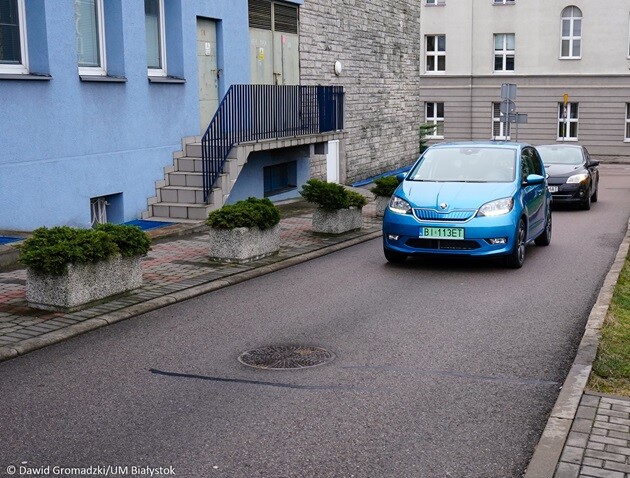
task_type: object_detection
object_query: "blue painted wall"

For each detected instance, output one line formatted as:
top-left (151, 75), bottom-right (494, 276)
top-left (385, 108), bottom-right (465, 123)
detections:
top-left (226, 147), bottom-right (311, 204)
top-left (0, 0), bottom-right (256, 231)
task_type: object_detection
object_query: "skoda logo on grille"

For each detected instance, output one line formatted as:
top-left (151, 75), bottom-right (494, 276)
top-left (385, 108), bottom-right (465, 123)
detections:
top-left (439, 202), bottom-right (448, 210)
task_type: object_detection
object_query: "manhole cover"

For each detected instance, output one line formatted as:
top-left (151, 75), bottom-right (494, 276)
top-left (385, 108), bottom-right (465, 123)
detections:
top-left (238, 346), bottom-right (334, 370)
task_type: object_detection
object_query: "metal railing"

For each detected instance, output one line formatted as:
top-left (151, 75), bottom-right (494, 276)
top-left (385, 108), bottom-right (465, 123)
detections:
top-left (201, 84), bottom-right (344, 202)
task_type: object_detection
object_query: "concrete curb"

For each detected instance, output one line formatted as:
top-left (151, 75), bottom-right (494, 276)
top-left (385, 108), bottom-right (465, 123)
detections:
top-left (524, 218), bottom-right (630, 478)
top-left (0, 230), bottom-right (382, 363)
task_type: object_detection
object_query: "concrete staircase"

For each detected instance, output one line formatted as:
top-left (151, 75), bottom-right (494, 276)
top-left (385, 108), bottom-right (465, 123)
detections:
top-left (143, 136), bottom-right (247, 222)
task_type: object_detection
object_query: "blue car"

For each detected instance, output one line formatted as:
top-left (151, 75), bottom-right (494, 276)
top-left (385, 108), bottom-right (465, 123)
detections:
top-left (382, 141), bottom-right (552, 268)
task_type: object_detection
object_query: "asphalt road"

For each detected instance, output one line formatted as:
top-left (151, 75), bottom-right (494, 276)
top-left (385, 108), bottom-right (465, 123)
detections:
top-left (1, 164), bottom-right (629, 478)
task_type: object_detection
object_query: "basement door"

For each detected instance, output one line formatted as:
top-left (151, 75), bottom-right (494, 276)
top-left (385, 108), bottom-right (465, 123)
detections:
top-left (197, 18), bottom-right (219, 133)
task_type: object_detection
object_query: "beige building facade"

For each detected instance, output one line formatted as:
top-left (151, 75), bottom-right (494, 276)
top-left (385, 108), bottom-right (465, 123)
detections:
top-left (420, 0), bottom-right (630, 162)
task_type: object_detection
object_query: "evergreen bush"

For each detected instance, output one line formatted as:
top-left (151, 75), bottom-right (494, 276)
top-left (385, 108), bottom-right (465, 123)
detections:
top-left (19, 225), bottom-right (150, 276)
top-left (370, 176), bottom-right (399, 198)
top-left (206, 197), bottom-right (281, 231)
top-left (299, 179), bottom-right (368, 212)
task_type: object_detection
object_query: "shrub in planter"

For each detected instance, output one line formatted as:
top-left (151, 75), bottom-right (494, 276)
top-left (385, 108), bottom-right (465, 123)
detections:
top-left (19, 225), bottom-right (151, 311)
top-left (370, 175), bottom-right (400, 216)
top-left (206, 197), bottom-right (281, 263)
top-left (300, 179), bottom-right (368, 234)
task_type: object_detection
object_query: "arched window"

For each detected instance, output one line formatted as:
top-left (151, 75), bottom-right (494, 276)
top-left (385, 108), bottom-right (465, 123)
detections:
top-left (560, 6), bottom-right (582, 59)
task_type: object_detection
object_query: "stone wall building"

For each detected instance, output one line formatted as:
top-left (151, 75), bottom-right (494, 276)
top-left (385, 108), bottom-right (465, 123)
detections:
top-left (300, 0), bottom-right (424, 183)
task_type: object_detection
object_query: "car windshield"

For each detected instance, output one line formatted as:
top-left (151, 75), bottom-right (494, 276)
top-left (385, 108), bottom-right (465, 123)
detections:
top-left (536, 146), bottom-right (583, 165)
top-left (406, 147), bottom-right (516, 183)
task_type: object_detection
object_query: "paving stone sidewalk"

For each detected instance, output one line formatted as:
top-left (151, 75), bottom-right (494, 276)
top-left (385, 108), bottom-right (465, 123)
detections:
top-left (0, 202), bottom-right (381, 361)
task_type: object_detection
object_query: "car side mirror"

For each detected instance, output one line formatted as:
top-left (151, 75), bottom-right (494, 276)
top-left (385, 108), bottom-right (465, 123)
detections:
top-left (589, 160), bottom-right (600, 167)
top-left (396, 172), bottom-right (407, 183)
top-left (524, 174), bottom-right (545, 186)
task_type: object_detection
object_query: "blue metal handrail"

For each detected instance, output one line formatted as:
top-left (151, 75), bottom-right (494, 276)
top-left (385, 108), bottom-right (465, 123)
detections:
top-left (201, 84), bottom-right (344, 202)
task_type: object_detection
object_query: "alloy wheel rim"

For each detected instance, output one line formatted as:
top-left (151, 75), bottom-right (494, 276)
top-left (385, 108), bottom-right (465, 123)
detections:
top-left (517, 224), bottom-right (526, 263)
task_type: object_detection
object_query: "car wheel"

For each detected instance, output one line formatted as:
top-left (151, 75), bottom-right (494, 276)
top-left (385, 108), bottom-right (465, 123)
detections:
top-left (384, 247), bottom-right (407, 264)
top-left (506, 219), bottom-right (526, 269)
top-left (534, 210), bottom-right (552, 246)
top-left (591, 186), bottom-right (598, 203)
top-left (580, 189), bottom-right (592, 210)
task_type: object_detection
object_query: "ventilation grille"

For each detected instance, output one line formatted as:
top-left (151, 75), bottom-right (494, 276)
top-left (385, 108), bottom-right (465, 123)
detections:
top-left (249, 0), bottom-right (272, 30)
top-left (274, 4), bottom-right (298, 34)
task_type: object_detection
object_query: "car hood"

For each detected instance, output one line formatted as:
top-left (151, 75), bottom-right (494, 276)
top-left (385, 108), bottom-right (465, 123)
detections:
top-left (544, 163), bottom-right (585, 178)
top-left (400, 181), bottom-right (516, 210)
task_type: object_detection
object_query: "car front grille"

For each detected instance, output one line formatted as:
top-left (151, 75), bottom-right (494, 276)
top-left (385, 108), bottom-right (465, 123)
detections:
top-left (405, 238), bottom-right (481, 251)
top-left (412, 208), bottom-right (476, 222)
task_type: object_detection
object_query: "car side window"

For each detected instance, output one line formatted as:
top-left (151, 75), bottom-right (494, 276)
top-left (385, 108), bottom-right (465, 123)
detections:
top-left (521, 149), bottom-right (534, 179)
top-left (530, 149), bottom-right (543, 176)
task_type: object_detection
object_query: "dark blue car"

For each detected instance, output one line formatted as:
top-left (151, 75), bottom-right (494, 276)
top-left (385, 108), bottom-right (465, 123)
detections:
top-left (382, 142), bottom-right (552, 268)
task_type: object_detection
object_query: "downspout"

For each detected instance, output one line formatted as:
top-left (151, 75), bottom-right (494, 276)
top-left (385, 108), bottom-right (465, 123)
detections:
top-left (469, 0), bottom-right (474, 140)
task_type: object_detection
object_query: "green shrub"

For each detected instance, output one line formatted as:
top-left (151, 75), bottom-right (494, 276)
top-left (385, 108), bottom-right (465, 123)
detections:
top-left (94, 223), bottom-right (151, 257)
top-left (206, 197), bottom-right (281, 231)
top-left (370, 175), bottom-right (399, 197)
top-left (299, 179), bottom-right (368, 212)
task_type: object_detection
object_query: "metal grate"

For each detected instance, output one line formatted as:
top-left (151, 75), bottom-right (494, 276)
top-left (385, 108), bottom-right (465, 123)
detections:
top-left (248, 0), bottom-right (272, 30)
top-left (239, 346), bottom-right (334, 370)
top-left (274, 4), bottom-right (298, 34)
top-left (413, 208), bottom-right (476, 222)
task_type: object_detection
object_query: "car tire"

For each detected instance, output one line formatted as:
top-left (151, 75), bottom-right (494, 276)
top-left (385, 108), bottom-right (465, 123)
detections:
top-left (534, 210), bottom-right (552, 246)
top-left (591, 186), bottom-right (598, 203)
top-left (384, 247), bottom-right (407, 264)
top-left (505, 219), bottom-right (526, 269)
top-left (580, 189), bottom-right (592, 210)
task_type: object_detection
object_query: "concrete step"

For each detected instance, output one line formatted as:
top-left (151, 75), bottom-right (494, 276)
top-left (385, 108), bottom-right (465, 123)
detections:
top-left (175, 157), bottom-right (203, 173)
top-left (159, 186), bottom-right (205, 205)
top-left (167, 171), bottom-right (203, 188)
top-left (150, 202), bottom-right (211, 221)
top-left (185, 142), bottom-right (202, 158)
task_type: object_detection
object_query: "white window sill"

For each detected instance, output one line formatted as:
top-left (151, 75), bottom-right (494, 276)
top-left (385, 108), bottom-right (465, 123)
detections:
top-left (0, 73), bottom-right (51, 81)
top-left (148, 76), bottom-right (186, 84)
top-left (556, 138), bottom-right (578, 142)
top-left (80, 75), bottom-right (127, 83)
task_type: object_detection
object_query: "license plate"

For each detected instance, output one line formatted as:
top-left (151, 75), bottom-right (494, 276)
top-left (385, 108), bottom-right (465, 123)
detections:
top-left (548, 186), bottom-right (558, 193)
top-left (420, 227), bottom-right (465, 240)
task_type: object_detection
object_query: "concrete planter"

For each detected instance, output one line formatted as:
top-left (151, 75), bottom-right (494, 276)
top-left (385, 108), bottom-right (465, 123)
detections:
top-left (208, 224), bottom-right (281, 263)
top-left (312, 207), bottom-right (363, 234)
top-left (374, 196), bottom-right (390, 216)
top-left (26, 254), bottom-right (143, 312)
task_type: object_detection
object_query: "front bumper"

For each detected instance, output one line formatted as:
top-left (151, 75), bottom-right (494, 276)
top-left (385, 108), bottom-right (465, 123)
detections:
top-left (548, 182), bottom-right (589, 203)
top-left (382, 208), bottom-right (517, 257)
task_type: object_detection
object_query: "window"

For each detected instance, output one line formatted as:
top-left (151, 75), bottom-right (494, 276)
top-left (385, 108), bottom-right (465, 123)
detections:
top-left (145, 0), bottom-right (166, 76)
top-left (75, 0), bottom-right (106, 75)
top-left (426, 0), bottom-right (446, 5)
top-left (425, 35), bottom-right (445, 73)
top-left (0, 0), bottom-right (28, 74)
top-left (558, 102), bottom-right (579, 140)
top-left (492, 103), bottom-right (510, 140)
top-left (425, 102), bottom-right (444, 138)
top-left (625, 104), bottom-right (630, 141)
top-left (494, 34), bottom-right (515, 72)
top-left (264, 162), bottom-right (297, 197)
top-left (560, 6), bottom-right (582, 59)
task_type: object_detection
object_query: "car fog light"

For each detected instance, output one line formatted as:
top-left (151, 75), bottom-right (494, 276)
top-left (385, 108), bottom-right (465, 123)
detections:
top-left (487, 237), bottom-right (507, 245)
top-left (388, 234), bottom-right (400, 241)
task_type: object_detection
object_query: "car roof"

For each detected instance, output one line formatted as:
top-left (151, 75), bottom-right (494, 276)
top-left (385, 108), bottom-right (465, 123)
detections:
top-left (429, 141), bottom-right (529, 150)
top-left (536, 144), bottom-right (583, 149)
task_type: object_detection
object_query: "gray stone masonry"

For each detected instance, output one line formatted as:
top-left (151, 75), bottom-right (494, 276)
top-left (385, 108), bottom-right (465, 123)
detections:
top-left (208, 224), bottom-right (281, 263)
top-left (300, 0), bottom-right (423, 183)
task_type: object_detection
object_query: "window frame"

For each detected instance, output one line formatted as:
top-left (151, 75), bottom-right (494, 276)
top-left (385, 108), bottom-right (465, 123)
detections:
top-left (425, 34), bottom-right (446, 74)
top-left (75, 0), bottom-right (107, 76)
top-left (625, 104), bottom-right (630, 142)
top-left (0, 0), bottom-right (29, 74)
top-left (493, 0), bottom-right (515, 4)
top-left (560, 6), bottom-right (582, 60)
top-left (557, 102), bottom-right (579, 141)
top-left (145, 0), bottom-right (167, 77)
top-left (491, 102), bottom-right (511, 140)
top-left (493, 33), bottom-right (515, 72)
top-left (425, 0), bottom-right (446, 5)
top-left (425, 102), bottom-right (445, 139)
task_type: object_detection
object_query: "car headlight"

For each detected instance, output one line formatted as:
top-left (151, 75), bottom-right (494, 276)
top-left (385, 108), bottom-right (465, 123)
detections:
top-left (389, 195), bottom-right (412, 214)
top-left (477, 197), bottom-right (514, 217)
top-left (566, 173), bottom-right (589, 184)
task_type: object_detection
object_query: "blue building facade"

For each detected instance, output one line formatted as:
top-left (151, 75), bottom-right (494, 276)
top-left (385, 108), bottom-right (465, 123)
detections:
top-left (0, 0), bottom-right (303, 231)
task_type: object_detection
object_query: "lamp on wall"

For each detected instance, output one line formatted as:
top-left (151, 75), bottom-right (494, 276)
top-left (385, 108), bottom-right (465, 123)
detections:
top-left (334, 61), bottom-right (342, 76)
